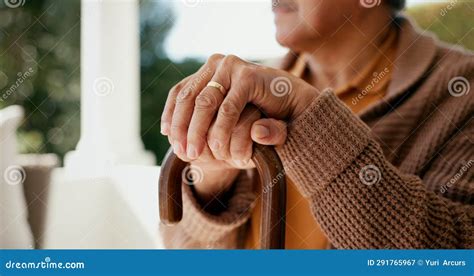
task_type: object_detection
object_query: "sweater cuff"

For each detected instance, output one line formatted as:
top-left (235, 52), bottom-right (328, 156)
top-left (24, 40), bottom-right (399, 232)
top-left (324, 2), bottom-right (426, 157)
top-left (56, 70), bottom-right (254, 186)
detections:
top-left (277, 90), bottom-right (372, 197)
top-left (178, 169), bottom-right (257, 243)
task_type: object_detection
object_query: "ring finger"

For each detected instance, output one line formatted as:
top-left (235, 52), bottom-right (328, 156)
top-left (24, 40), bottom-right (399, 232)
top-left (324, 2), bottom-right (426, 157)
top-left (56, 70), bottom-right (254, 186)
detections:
top-left (169, 60), bottom-right (220, 159)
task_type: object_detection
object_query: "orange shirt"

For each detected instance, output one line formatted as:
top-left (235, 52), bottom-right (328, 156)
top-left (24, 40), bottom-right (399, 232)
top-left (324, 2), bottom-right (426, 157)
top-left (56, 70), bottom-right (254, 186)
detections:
top-left (245, 29), bottom-right (398, 249)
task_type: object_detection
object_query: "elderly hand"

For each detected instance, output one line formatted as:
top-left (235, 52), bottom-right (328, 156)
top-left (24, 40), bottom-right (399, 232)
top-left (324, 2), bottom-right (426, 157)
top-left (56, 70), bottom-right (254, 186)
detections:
top-left (161, 54), bottom-right (318, 165)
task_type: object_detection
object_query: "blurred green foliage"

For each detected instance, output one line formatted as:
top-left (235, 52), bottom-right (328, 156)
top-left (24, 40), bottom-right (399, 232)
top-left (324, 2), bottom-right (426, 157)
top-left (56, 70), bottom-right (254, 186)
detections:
top-left (407, 1), bottom-right (474, 50)
top-left (0, 0), bottom-right (81, 156)
top-left (0, 1), bottom-right (472, 164)
top-left (0, 0), bottom-right (202, 164)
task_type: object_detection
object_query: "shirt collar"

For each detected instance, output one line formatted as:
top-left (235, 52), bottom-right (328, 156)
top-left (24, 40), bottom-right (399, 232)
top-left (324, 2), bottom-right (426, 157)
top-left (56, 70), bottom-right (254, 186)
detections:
top-left (337, 27), bottom-right (398, 95)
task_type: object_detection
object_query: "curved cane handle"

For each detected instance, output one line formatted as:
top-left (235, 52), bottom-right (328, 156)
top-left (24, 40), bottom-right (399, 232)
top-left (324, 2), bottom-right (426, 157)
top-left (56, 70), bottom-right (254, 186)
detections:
top-left (159, 144), bottom-right (286, 249)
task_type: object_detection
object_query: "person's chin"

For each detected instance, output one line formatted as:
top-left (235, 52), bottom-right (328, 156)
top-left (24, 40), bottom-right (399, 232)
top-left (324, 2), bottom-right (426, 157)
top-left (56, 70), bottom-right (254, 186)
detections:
top-left (274, 16), bottom-right (303, 48)
top-left (275, 30), bottom-right (301, 51)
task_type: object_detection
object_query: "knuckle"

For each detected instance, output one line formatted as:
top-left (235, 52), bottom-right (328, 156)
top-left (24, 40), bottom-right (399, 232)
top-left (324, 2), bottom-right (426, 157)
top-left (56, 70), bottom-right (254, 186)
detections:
top-left (232, 144), bottom-right (251, 160)
top-left (231, 151), bottom-right (245, 161)
top-left (175, 87), bottom-right (193, 104)
top-left (206, 129), bottom-right (217, 142)
top-left (167, 85), bottom-right (182, 104)
top-left (161, 113), bottom-right (170, 123)
top-left (207, 136), bottom-right (230, 159)
top-left (170, 82), bottom-right (183, 95)
top-left (219, 150), bottom-right (231, 160)
top-left (188, 132), bottom-right (206, 145)
top-left (207, 128), bottom-right (222, 142)
top-left (219, 101), bottom-right (240, 119)
top-left (232, 123), bottom-right (248, 137)
top-left (222, 54), bottom-right (241, 66)
top-left (238, 66), bottom-right (257, 80)
top-left (231, 139), bottom-right (245, 153)
top-left (209, 53), bottom-right (225, 64)
top-left (195, 93), bottom-right (217, 110)
top-left (170, 124), bottom-right (185, 138)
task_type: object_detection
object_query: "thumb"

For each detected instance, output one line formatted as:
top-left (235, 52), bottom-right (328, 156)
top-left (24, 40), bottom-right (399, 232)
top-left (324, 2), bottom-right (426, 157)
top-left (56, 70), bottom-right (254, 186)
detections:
top-left (251, 118), bottom-right (287, 146)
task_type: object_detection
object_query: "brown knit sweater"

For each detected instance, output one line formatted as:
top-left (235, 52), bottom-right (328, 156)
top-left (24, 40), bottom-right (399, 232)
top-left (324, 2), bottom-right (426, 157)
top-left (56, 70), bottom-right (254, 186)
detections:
top-left (160, 17), bottom-right (474, 249)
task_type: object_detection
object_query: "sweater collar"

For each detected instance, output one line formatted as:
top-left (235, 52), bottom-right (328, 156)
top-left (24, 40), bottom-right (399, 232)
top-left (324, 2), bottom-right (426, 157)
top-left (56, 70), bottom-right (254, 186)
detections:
top-left (278, 15), bottom-right (438, 117)
top-left (358, 15), bottom-right (438, 118)
top-left (384, 15), bottom-right (437, 100)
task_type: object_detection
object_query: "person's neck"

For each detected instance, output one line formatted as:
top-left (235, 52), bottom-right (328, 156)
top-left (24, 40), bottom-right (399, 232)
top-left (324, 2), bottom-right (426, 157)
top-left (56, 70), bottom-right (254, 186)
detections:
top-left (304, 19), bottom-right (394, 92)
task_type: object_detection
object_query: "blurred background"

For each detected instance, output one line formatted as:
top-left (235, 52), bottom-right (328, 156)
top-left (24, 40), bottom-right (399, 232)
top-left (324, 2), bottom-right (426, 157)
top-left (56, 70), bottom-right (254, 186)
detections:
top-left (0, 0), bottom-right (473, 165)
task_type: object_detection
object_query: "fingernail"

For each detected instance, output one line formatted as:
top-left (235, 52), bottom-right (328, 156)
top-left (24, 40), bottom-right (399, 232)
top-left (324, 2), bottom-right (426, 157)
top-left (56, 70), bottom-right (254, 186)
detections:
top-left (254, 125), bottom-right (270, 139)
top-left (187, 144), bottom-right (198, 159)
top-left (173, 141), bottom-right (183, 155)
top-left (210, 139), bottom-right (221, 151)
top-left (161, 122), bottom-right (170, 135)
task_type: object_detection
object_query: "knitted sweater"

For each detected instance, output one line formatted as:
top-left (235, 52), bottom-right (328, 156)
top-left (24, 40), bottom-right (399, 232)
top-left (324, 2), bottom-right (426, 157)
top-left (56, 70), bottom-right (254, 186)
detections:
top-left (160, 17), bottom-right (474, 249)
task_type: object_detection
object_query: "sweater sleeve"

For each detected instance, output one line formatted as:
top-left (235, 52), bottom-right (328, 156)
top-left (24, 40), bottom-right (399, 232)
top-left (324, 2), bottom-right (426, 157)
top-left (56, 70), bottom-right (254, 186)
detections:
top-left (276, 90), bottom-right (474, 249)
top-left (160, 169), bottom-right (257, 249)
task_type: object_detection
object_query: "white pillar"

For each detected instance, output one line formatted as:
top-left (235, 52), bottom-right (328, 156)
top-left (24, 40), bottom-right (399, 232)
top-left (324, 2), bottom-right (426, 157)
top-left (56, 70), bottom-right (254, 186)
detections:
top-left (65, 0), bottom-right (155, 174)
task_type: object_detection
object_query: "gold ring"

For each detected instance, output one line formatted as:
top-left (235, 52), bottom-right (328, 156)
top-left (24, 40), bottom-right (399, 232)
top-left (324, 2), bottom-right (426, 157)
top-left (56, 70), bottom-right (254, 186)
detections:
top-left (206, 81), bottom-right (226, 94)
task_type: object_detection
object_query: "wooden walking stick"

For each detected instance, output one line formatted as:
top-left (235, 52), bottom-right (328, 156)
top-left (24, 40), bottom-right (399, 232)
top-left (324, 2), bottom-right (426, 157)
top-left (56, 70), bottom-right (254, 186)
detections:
top-left (159, 144), bottom-right (286, 249)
